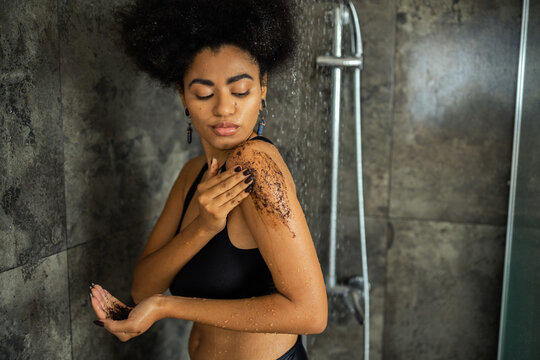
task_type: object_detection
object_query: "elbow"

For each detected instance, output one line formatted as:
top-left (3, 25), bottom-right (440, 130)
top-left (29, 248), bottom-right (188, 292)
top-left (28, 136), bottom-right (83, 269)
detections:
top-left (308, 310), bottom-right (328, 334)
top-left (316, 311), bottom-right (328, 334)
top-left (302, 302), bottom-right (328, 334)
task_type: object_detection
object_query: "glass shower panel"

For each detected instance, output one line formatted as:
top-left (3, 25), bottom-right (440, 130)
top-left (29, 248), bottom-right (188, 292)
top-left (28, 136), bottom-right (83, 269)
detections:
top-left (498, 1), bottom-right (540, 359)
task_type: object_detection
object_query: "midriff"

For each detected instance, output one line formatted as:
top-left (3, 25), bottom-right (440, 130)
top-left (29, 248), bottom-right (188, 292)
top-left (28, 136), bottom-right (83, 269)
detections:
top-left (188, 322), bottom-right (298, 360)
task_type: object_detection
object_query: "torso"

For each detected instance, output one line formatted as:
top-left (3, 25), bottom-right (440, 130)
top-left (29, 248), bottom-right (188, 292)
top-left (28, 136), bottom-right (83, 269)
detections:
top-left (176, 155), bottom-right (298, 360)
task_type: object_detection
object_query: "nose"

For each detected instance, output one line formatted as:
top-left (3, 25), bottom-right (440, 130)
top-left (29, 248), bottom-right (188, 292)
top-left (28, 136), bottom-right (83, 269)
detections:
top-left (213, 91), bottom-right (235, 116)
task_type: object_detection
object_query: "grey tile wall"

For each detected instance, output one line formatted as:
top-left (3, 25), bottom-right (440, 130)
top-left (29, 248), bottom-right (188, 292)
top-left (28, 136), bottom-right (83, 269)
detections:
top-left (384, 219), bottom-right (506, 359)
top-left (0, 0), bottom-right (527, 359)
top-left (59, 0), bottom-right (201, 248)
top-left (0, 252), bottom-right (71, 359)
top-left (390, 0), bottom-right (521, 225)
top-left (383, 0), bottom-right (522, 358)
top-left (0, 0), bottom-right (66, 273)
top-left (69, 220), bottom-right (190, 360)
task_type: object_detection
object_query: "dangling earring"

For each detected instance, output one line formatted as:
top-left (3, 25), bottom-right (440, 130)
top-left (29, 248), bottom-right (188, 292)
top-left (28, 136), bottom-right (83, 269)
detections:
top-left (185, 108), bottom-right (192, 144)
top-left (257, 99), bottom-right (266, 136)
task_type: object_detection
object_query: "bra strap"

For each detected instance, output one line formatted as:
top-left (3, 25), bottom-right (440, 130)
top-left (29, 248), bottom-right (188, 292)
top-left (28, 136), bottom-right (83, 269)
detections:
top-left (175, 136), bottom-right (273, 234)
top-left (176, 163), bottom-right (208, 235)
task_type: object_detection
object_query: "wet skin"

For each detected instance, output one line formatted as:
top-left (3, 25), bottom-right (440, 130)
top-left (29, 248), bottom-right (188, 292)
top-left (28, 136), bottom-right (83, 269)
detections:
top-left (90, 45), bottom-right (327, 359)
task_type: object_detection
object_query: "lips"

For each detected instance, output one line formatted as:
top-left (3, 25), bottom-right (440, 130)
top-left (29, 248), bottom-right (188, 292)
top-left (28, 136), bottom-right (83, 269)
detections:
top-left (212, 122), bottom-right (239, 136)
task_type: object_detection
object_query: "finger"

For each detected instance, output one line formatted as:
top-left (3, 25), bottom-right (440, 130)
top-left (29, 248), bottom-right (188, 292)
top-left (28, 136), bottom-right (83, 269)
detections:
top-left (206, 170), bottom-right (252, 200)
top-left (92, 285), bottom-right (115, 312)
top-left (214, 174), bottom-right (254, 206)
top-left (219, 184), bottom-right (253, 212)
top-left (90, 287), bottom-right (110, 315)
top-left (199, 164), bottom-right (244, 190)
top-left (90, 293), bottom-right (109, 319)
top-left (208, 157), bottom-right (219, 178)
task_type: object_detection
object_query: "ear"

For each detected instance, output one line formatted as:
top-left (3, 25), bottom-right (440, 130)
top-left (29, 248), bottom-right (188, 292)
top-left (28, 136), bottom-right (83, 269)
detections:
top-left (261, 73), bottom-right (268, 106)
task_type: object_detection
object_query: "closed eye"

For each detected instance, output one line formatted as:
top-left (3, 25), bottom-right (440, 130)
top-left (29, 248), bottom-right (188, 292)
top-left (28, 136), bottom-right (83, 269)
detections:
top-left (233, 90), bottom-right (250, 97)
top-left (195, 91), bottom-right (249, 100)
top-left (196, 94), bottom-right (213, 100)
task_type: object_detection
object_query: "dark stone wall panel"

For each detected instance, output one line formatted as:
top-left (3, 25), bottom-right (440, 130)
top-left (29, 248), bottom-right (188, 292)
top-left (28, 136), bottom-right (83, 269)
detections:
top-left (0, 252), bottom-right (71, 359)
top-left (59, 0), bottom-right (202, 247)
top-left (384, 219), bottom-right (505, 359)
top-left (69, 220), bottom-right (191, 360)
top-left (0, 0), bottom-right (66, 272)
top-left (390, 0), bottom-right (522, 225)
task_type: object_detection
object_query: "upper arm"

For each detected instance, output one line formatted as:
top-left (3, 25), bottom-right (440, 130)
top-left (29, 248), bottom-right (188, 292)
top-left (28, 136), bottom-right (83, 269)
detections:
top-left (136, 156), bottom-right (204, 263)
top-left (226, 142), bottom-right (327, 316)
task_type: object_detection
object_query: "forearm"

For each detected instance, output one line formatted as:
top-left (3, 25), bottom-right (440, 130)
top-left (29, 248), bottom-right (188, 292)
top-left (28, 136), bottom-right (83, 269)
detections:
top-left (155, 293), bottom-right (326, 335)
top-left (131, 217), bottom-right (214, 304)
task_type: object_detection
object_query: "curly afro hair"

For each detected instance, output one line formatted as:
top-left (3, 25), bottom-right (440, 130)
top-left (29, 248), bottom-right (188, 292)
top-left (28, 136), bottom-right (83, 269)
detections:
top-left (115, 0), bottom-right (297, 90)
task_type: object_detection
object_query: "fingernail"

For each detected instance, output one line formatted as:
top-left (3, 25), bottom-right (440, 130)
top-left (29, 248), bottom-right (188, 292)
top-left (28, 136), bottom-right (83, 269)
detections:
top-left (245, 184), bottom-right (254, 193)
top-left (89, 285), bottom-right (94, 290)
top-left (244, 176), bottom-right (253, 184)
top-left (89, 292), bottom-right (93, 299)
top-left (234, 166), bottom-right (242, 172)
top-left (93, 320), bottom-right (104, 327)
top-left (243, 169), bottom-right (251, 176)
top-left (91, 282), bottom-right (95, 287)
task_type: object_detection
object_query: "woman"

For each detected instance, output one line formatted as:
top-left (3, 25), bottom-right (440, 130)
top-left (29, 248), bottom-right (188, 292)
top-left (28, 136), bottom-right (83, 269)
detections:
top-left (89, 1), bottom-right (328, 359)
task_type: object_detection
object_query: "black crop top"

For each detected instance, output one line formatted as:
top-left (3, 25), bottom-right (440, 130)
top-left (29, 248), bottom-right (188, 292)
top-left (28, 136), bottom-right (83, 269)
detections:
top-left (168, 136), bottom-right (277, 299)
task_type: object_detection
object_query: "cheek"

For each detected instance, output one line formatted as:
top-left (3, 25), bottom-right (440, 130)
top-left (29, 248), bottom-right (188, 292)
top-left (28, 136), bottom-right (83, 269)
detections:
top-left (240, 97), bottom-right (262, 121)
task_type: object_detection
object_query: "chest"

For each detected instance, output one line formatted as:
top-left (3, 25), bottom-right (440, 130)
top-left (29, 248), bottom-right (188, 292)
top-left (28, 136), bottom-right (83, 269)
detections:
top-left (180, 191), bottom-right (258, 250)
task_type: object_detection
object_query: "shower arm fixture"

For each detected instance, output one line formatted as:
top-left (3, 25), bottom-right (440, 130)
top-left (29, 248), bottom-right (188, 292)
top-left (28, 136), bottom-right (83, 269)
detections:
top-left (316, 1), bottom-right (370, 359)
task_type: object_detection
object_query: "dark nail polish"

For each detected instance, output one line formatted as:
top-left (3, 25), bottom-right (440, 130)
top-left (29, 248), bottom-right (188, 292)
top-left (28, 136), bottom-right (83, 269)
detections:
top-left (244, 176), bottom-right (253, 184)
top-left (89, 292), bottom-right (93, 298)
top-left (234, 166), bottom-right (242, 172)
top-left (245, 184), bottom-right (254, 193)
top-left (93, 320), bottom-right (104, 327)
top-left (89, 285), bottom-right (93, 290)
top-left (243, 169), bottom-right (251, 176)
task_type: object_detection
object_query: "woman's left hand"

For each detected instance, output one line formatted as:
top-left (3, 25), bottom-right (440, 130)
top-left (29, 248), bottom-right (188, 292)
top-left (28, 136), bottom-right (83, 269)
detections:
top-left (90, 283), bottom-right (163, 342)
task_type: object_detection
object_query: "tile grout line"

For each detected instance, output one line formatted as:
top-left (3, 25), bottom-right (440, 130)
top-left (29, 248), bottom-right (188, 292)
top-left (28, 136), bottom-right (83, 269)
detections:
top-left (0, 213), bottom-right (504, 276)
top-left (55, 0), bottom-right (74, 358)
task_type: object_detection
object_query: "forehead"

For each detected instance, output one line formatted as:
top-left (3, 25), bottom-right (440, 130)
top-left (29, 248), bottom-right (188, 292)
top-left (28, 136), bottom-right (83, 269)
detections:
top-left (186, 45), bottom-right (260, 82)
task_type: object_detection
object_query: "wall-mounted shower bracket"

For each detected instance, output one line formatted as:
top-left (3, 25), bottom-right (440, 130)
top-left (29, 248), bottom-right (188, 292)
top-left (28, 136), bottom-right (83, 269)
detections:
top-left (316, 55), bottom-right (363, 68)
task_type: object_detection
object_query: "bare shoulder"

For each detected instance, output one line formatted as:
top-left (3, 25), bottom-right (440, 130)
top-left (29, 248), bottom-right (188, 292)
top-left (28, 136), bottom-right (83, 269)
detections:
top-left (226, 139), bottom-right (298, 227)
top-left (226, 140), bottom-right (291, 179)
top-left (227, 139), bottom-right (295, 189)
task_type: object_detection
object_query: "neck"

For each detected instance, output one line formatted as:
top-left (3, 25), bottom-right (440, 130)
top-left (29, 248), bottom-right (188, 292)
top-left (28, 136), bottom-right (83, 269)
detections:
top-left (202, 143), bottom-right (230, 169)
top-left (201, 132), bottom-right (258, 168)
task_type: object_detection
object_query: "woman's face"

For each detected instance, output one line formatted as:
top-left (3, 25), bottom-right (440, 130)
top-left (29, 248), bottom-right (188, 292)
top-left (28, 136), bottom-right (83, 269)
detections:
top-left (180, 45), bottom-right (267, 150)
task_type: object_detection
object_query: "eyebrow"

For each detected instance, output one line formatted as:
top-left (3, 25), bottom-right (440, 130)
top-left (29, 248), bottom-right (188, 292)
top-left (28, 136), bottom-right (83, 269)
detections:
top-left (188, 73), bottom-right (254, 88)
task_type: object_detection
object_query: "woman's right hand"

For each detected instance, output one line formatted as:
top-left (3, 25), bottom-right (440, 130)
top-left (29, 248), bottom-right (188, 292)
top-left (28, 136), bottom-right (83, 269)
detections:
top-left (196, 158), bottom-right (254, 235)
